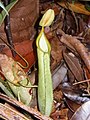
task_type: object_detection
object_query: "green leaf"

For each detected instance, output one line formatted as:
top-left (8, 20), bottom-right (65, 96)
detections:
top-left (0, 0), bottom-right (18, 26)
top-left (7, 79), bottom-right (32, 106)
top-left (0, 82), bottom-right (15, 99)
top-left (0, 1), bottom-right (8, 15)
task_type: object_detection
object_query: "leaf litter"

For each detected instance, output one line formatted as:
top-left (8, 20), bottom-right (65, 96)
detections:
top-left (0, 0), bottom-right (90, 119)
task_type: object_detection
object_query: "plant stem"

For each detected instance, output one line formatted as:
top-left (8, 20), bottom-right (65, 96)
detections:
top-left (4, 0), bottom-right (16, 57)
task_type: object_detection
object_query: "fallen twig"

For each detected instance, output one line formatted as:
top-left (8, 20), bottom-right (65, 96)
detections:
top-left (0, 93), bottom-right (52, 120)
top-left (73, 79), bottom-right (90, 85)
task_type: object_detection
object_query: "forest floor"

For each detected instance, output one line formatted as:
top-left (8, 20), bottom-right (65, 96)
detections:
top-left (0, 1), bottom-right (90, 120)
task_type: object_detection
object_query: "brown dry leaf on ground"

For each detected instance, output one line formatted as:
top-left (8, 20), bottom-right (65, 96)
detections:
top-left (51, 36), bottom-right (64, 71)
top-left (71, 101), bottom-right (90, 120)
top-left (61, 35), bottom-right (90, 72)
top-left (0, 103), bottom-right (31, 120)
top-left (63, 52), bottom-right (84, 81)
top-left (57, 2), bottom-right (90, 15)
top-left (0, 54), bottom-right (28, 84)
top-left (0, 54), bottom-right (33, 106)
top-left (0, 93), bottom-right (52, 120)
top-left (51, 108), bottom-right (68, 120)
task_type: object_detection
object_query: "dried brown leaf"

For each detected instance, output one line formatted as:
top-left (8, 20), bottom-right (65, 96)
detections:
top-left (0, 93), bottom-right (52, 120)
top-left (51, 37), bottom-right (64, 70)
top-left (63, 52), bottom-right (84, 81)
top-left (62, 82), bottom-right (90, 104)
top-left (57, 2), bottom-right (90, 15)
top-left (54, 90), bottom-right (63, 102)
top-left (0, 54), bottom-right (32, 105)
top-left (52, 63), bottom-right (67, 89)
top-left (57, 29), bottom-right (76, 53)
top-left (61, 35), bottom-right (90, 72)
top-left (71, 101), bottom-right (90, 120)
top-left (0, 54), bottom-right (27, 84)
top-left (51, 108), bottom-right (68, 120)
top-left (0, 103), bottom-right (30, 120)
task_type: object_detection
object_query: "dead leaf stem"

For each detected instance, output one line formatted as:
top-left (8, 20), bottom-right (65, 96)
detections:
top-left (73, 79), bottom-right (90, 86)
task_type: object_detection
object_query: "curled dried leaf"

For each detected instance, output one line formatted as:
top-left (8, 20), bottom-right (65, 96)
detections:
top-left (0, 54), bottom-right (32, 105)
top-left (61, 35), bottom-right (90, 72)
top-left (0, 54), bottom-right (27, 84)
